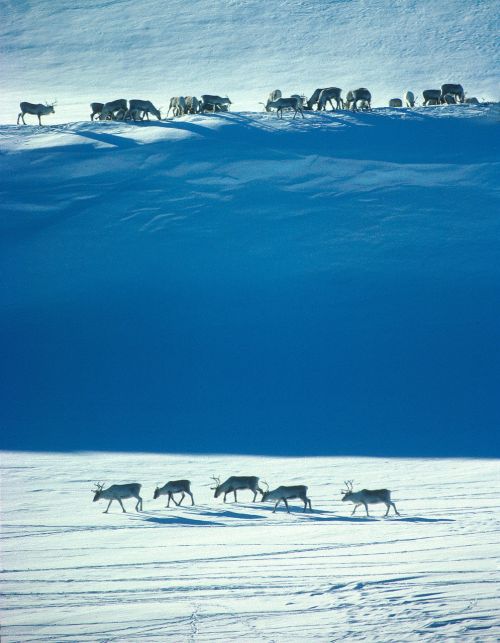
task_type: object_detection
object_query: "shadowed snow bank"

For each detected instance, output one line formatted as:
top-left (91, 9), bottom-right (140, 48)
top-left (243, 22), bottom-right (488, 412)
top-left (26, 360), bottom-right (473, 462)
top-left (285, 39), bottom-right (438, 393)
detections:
top-left (1, 108), bottom-right (499, 455)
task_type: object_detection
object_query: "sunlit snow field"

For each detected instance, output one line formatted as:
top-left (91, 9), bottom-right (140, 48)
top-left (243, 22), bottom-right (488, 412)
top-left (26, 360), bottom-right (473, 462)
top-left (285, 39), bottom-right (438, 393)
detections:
top-left (1, 451), bottom-right (499, 641)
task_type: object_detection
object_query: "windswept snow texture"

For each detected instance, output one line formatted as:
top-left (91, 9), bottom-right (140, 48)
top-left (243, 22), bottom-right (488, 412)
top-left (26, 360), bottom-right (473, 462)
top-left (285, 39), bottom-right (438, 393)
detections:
top-left (1, 106), bottom-right (500, 456)
top-left (0, 0), bottom-right (499, 123)
top-left (1, 451), bottom-right (499, 641)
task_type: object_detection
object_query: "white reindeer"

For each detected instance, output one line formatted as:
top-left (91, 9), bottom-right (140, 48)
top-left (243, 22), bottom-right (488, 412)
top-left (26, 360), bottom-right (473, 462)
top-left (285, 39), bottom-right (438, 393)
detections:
top-left (185, 96), bottom-right (201, 114)
top-left (167, 96), bottom-right (187, 117)
top-left (153, 480), bottom-right (195, 507)
top-left (405, 91), bottom-right (415, 107)
top-left (211, 476), bottom-right (263, 502)
top-left (341, 480), bottom-right (400, 517)
top-left (266, 96), bottom-right (304, 119)
top-left (261, 482), bottom-right (312, 513)
top-left (200, 95), bottom-right (232, 112)
top-left (17, 101), bottom-right (55, 125)
top-left (92, 482), bottom-right (143, 513)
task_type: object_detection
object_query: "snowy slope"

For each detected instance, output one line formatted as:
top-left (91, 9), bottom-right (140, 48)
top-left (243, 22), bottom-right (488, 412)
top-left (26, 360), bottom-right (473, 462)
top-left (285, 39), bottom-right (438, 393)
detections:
top-left (1, 451), bottom-right (499, 641)
top-left (0, 0), bottom-right (499, 123)
top-left (1, 106), bottom-right (500, 456)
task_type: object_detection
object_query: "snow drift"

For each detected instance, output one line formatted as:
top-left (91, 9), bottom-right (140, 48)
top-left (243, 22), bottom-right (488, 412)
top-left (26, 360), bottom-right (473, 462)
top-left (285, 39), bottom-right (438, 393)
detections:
top-left (1, 106), bottom-right (499, 455)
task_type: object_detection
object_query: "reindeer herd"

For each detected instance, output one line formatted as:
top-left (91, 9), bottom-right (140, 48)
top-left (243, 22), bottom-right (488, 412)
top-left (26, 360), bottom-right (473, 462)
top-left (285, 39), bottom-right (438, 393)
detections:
top-left (16, 82), bottom-right (482, 125)
top-left (92, 475), bottom-right (400, 517)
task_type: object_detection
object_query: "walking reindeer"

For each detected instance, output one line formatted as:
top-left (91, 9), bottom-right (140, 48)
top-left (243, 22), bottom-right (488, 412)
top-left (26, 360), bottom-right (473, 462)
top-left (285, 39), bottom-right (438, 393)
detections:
top-left (261, 481), bottom-right (312, 513)
top-left (92, 482), bottom-right (143, 513)
top-left (153, 480), bottom-right (194, 506)
top-left (211, 476), bottom-right (264, 502)
top-left (341, 480), bottom-right (400, 517)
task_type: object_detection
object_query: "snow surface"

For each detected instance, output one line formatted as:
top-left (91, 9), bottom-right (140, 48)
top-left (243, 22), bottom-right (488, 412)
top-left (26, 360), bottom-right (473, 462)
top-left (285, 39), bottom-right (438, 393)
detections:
top-left (1, 0), bottom-right (499, 123)
top-left (1, 451), bottom-right (499, 641)
top-left (2, 106), bottom-right (499, 455)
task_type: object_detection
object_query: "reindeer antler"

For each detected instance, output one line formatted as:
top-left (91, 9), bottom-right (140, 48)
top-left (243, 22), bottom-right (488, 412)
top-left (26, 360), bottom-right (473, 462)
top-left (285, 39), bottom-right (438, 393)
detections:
top-left (341, 480), bottom-right (354, 494)
top-left (92, 481), bottom-right (105, 492)
top-left (261, 480), bottom-right (269, 492)
top-left (210, 475), bottom-right (221, 490)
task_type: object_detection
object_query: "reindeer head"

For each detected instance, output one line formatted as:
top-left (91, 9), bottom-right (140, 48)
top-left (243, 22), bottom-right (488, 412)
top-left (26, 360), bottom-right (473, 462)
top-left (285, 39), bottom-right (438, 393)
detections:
top-left (260, 480), bottom-right (270, 502)
top-left (92, 482), bottom-right (105, 502)
top-left (341, 480), bottom-right (354, 502)
top-left (153, 484), bottom-right (161, 500)
top-left (211, 476), bottom-right (222, 498)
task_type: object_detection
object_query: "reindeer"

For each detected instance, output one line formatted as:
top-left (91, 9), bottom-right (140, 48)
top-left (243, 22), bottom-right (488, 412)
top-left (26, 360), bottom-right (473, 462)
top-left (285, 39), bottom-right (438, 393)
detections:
top-left (185, 96), bottom-right (201, 114)
top-left (317, 87), bottom-right (343, 111)
top-left (211, 476), bottom-right (264, 502)
top-left (99, 99), bottom-right (128, 120)
top-left (405, 91), bottom-right (415, 107)
top-left (167, 96), bottom-right (186, 117)
top-left (441, 83), bottom-right (464, 103)
top-left (153, 480), bottom-right (194, 507)
top-left (92, 482), bottom-right (143, 513)
top-left (389, 98), bottom-right (403, 107)
top-left (17, 101), bottom-right (55, 125)
top-left (90, 102), bottom-right (104, 121)
top-left (423, 89), bottom-right (441, 106)
top-left (345, 88), bottom-right (372, 111)
top-left (261, 481), bottom-right (312, 513)
top-left (200, 95), bottom-right (232, 112)
top-left (266, 96), bottom-right (304, 119)
top-left (264, 89), bottom-right (282, 111)
top-left (306, 88), bottom-right (325, 110)
top-left (341, 480), bottom-right (400, 517)
top-left (127, 99), bottom-right (161, 121)
top-left (442, 93), bottom-right (457, 105)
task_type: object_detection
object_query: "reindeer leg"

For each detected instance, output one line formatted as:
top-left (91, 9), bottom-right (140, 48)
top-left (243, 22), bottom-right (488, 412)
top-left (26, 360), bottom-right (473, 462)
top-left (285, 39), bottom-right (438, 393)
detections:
top-left (104, 499), bottom-right (113, 513)
top-left (234, 490), bottom-right (238, 503)
top-left (178, 493), bottom-right (185, 506)
top-left (252, 490), bottom-right (257, 502)
top-left (284, 499), bottom-right (290, 513)
top-left (351, 504), bottom-right (358, 515)
top-left (188, 491), bottom-right (195, 505)
top-left (167, 494), bottom-right (171, 508)
top-left (391, 502), bottom-right (400, 516)
top-left (363, 502), bottom-right (369, 517)
top-left (136, 496), bottom-right (142, 511)
top-left (273, 499), bottom-right (281, 513)
top-left (384, 503), bottom-right (390, 517)
top-left (118, 498), bottom-right (126, 513)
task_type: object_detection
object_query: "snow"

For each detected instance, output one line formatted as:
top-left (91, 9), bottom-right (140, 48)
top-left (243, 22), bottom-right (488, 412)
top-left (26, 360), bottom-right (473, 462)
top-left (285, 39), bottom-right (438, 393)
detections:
top-left (1, 0), bottom-right (500, 636)
top-left (1, 0), bottom-right (499, 123)
top-left (2, 106), bottom-right (499, 455)
top-left (1, 451), bottom-right (499, 641)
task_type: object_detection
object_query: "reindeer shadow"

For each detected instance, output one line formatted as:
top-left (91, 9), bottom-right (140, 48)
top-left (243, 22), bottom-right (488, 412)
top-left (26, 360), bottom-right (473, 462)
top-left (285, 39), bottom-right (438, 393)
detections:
top-left (130, 512), bottom-right (223, 527)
